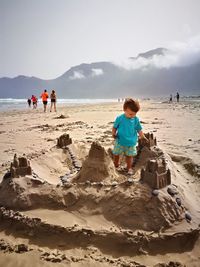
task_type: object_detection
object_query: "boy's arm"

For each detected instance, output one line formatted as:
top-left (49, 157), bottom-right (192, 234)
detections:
top-left (112, 127), bottom-right (117, 139)
top-left (112, 116), bottom-right (120, 139)
top-left (136, 118), bottom-right (148, 142)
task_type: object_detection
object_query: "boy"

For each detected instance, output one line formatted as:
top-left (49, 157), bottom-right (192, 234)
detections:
top-left (112, 98), bottom-right (148, 175)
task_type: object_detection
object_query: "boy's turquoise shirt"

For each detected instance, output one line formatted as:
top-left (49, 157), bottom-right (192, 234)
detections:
top-left (113, 114), bottom-right (142, 146)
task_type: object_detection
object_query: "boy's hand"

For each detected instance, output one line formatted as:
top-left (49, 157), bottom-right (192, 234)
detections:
top-left (112, 127), bottom-right (117, 139)
top-left (112, 133), bottom-right (117, 139)
top-left (142, 136), bottom-right (149, 144)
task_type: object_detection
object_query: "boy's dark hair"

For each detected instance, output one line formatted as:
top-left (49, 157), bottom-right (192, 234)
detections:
top-left (44, 89), bottom-right (47, 92)
top-left (123, 98), bottom-right (140, 112)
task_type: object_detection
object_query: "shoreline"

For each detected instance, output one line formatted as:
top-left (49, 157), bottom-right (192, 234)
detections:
top-left (0, 99), bottom-right (118, 112)
top-left (0, 96), bottom-right (199, 113)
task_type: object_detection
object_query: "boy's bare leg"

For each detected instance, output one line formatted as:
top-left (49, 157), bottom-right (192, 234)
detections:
top-left (113, 155), bottom-right (120, 168)
top-left (126, 156), bottom-right (133, 170)
top-left (54, 103), bottom-right (56, 112)
top-left (50, 103), bottom-right (53, 112)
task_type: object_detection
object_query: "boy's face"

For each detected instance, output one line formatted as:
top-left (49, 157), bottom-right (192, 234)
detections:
top-left (124, 108), bottom-right (136, 118)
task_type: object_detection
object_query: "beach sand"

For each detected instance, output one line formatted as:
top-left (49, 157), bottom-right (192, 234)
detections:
top-left (0, 100), bottom-right (200, 266)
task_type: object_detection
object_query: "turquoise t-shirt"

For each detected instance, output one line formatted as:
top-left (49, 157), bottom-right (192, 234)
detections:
top-left (113, 114), bottom-right (142, 146)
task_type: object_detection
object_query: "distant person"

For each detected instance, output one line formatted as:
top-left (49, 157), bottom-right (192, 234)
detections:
top-left (176, 92), bottom-right (180, 102)
top-left (31, 95), bottom-right (37, 109)
top-left (112, 98), bottom-right (148, 176)
top-left (35, 96), bottom-right (38, 108)
top-left (169, 94), bottom-right (173, 103)
top-left (27, 98), bottom-right (31, 107)
top-left (40, 90), bottom-right (49, 112)
top-left (50, 89), bottom-right (57, 112)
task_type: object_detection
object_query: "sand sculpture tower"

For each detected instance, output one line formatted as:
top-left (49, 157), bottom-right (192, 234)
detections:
top-left (138, 132), bottom-right (157, 151)
top-left (57, 134), bottom-right (72, 148)
top-left (140, 158), bottom-right (171, 189)
top-left (136, 132), bottom-right (171, 189)
top-left (10, 154), bottom-right (32, 178)
top-left (76, 142), bottom-right (118, 182)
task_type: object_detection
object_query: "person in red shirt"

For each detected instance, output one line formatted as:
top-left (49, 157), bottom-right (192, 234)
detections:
top-left (40, 90), bottom-right (49, 112)
top-left (31, 95), bottom-right (37, 109)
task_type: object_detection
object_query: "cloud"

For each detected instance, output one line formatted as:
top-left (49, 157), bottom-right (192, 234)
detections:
top-left (113, 35), bottom-right (200, 70)
top-left (91, 68), bottom-right (104, 77)
top-left (69, 71), bottom-right (85, 80)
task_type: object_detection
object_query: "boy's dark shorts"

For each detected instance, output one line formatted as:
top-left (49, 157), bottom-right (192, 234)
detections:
top-left (51, 99), bottom-right (56, 103)
top-left (43, 101), bottom-right (47, 105)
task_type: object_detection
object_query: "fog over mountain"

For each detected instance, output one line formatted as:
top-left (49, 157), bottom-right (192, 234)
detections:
top-left (1, 41), bottom-right (200, 98)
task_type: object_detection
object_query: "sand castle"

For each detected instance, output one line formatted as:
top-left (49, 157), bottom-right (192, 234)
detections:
top-left (138, 132), bottom-right (157, 152)
top-left (140, 158), bottom-right (171, 189)
top-left (130, 132), bottom-right (171, 189)
top-left (0, 132), bottom-right (198, 267)
top-left (57, 133), bottom-right (72, 148)
top-left (132, 132), bottom-right (158, 167)
top-left (10, 154), bottom-right (32, 178)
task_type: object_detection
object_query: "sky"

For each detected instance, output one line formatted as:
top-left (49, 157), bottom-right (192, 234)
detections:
top-left (0, 0), bottom-right (200, 79)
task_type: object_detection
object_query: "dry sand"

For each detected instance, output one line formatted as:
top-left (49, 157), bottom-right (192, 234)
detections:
top-left (0, 99), bottom-right (200, 266)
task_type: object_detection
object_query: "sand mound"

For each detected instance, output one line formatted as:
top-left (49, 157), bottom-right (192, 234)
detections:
top-left (75, 142), bottom-right (119, 182)
top-left (0, 134), bottom-right (199, 266)
top-left (169, 154), bottom-right (200, 178)
top-left (0, 206), bottom-right (199, 260)
top-left (0, 138), bottom-right (194, 233)
top-left (0, 173), bottom-right (186, 232)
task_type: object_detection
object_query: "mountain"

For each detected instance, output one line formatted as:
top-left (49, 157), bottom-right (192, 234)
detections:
top-left (0, 48), bottom-right (200, 98)
top-left (129, 47), bottom-right (168, 60)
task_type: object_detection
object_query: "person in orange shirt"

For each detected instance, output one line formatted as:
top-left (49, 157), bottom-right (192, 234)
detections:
top-left (40, 90), bottom-right (49, 112)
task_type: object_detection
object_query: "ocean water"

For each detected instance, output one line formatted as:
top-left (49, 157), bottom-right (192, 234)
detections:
top-left (0, 97), bottom-right (199, 112)
top-left (0, 98), bottom-right (117, 111)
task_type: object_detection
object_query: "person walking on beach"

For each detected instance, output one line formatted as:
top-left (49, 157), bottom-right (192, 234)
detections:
top-left (31, 95), bottom-right (37, 109)
top-left (50, 89), bottom-right (57, 112)
top-left (176, 92), bottom-right (180, 102)
top-left (112, 98), bottom-right (148, 175)
top-left (41, 90), bottom-right (49, 112)
top-left (169, 94), bottom-right (173, 103)
top-left (35, 96), bottom-right (38, 108)
top-left (27, 98), bottom-right (31, 107)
